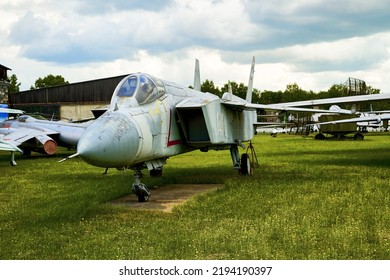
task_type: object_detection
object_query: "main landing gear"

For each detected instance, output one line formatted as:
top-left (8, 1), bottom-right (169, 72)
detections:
top-left (230, 142), bottom-right (258, 175)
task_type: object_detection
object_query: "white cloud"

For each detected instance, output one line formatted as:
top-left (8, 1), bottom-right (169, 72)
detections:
top-left (1, 0), bottom-right (390, 94)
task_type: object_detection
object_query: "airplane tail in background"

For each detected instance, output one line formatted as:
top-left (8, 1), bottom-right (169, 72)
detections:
top-left (194, 59), bottom-right (201, 91)
top-left (246, 56), bottom-right (255, 103)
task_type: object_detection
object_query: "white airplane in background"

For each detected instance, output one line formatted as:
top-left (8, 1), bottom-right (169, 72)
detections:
top-left (267, 91), bottom-right (390, 139)
top-left (0, 109), bottom-right (91, 165)
top-left (61, 57), bottom-right (358, 202)
top-left (313, 113), bottom-right (390, 128)
top-left (0, 108), bottom-right (24, 164)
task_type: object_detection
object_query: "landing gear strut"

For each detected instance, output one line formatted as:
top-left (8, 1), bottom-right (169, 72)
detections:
top-left (230, 145), bottom-right (241, 169)
top-left (10, 151), bottom-right (17, 166)
top-left (131, 169), bottom-right (150, 203)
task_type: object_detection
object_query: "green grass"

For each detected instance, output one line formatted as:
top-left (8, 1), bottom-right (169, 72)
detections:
top-left (0, 133), bottom-right (389, 259)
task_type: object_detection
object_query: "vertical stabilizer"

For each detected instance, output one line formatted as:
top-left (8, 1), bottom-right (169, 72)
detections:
top-left (228, 81), bottom-right (233, 99)
top-left (194, 59), bottom-right (201, 91)
top-left (246, 56), bottom-right (255, 103)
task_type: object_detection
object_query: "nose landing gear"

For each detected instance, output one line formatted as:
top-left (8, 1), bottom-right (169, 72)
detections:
top-left (131, 169), bottom-right (150, 203)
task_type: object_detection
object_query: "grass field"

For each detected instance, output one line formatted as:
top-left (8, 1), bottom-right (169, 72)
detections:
top-left (0, 133), bottom-right (389, 260)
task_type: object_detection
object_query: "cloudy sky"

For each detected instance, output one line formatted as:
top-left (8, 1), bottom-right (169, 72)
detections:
top-left (1, 0), bottom-right (390, 93)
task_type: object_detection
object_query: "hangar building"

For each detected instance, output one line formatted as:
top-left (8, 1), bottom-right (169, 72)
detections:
top-left (8, 74), bottom-right (129, 121)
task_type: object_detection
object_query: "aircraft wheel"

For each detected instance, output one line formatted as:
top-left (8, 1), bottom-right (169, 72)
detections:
top-left (354, 133), bottom-right (364, 140)
top-left (240, 153), bottom-right (252, 175)
top-left (137, 193), bottom-right (147, 203)
top-left (314, 133), bottom-right (325, 140)
top-left (132, 183), bottom-right (150, 203)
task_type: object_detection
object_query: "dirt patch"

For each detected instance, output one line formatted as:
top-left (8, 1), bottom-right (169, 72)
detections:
top-left (111, 184), bottom-right (224, 212)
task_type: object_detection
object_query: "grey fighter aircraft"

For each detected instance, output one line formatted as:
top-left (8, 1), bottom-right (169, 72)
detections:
top-left (0, 113), bottom-right (91, 165)
top-left (62, 57), bottom-right (349, 202)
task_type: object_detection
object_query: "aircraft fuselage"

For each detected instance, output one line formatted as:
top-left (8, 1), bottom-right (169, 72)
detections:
top-left (76, 73), bottom-right (256, 170)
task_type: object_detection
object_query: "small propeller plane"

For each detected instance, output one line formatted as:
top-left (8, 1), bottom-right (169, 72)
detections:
top-left (281, 97), bottom-right (390, 139)
top-left (62, 57), bottom-right (352, 202)
top-left (312, 113), bottom-right (390, 133)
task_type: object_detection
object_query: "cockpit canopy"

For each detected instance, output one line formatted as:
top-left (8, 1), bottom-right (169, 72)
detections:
top-left (112, 73), bottom-right (166, 109)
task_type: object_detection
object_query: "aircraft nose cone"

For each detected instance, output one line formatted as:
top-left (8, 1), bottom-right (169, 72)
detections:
top-left (77, 113), bottom-right (140, 167)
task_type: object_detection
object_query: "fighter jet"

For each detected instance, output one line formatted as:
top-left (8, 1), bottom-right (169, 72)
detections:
top-left (63, 57), bottom-right (349, 202)
top-left (0, 112), bottom-right (92, 165)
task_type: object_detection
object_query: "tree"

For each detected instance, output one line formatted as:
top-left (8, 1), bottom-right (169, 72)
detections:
top-left (366, 85), bottom-right (380, 95)
top-left (221, 81), bottom-right (248, 99)
top-left (201, 79), bottom-right (221, 96)
top-left (30, 74), bottom-right (69, 89)
top-left (251, 88), bottom-right (262, 104)
top-left (8, 74), bottom-right (21, 93)
top-left (327, 84), bottom-right (345, 98)
top-left (283, 83), bottom-right (308, 102)
top-left (258, 90), bottom-right (283, 104)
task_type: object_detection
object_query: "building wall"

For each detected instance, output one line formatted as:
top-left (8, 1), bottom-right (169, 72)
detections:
top-left (60, 104), bottom-right (107, 121)
top-left (8, 74), bottom-right (128, 120)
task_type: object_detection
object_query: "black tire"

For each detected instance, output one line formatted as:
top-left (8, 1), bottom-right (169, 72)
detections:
top-left (133, 184), bottom-right (150, 203)
top-left (150, 168), bottom-right (163, 177)
top-left (354, 133), bottom-right (364, 140)
top-left (314, 133), bottom-right (325, 140)
top-left (137, 194), bottom-right (147, 203)
top-left (240, 153), bottom-right (251, 175)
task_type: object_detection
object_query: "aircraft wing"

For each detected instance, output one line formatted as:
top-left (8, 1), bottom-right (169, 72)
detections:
top-left (221, 99), bottom-right (347, 114)
top-left (272, 93), bottom-right (390, 107)
top-left (0, 125), bottom-right (58, 149)
top-left (313, 113), bottom-right (390, 126)
top-left (255, 122), bottom-right (296, 126)
top-left (178, 94), bottom-right (338, 114)
top-left (0, 108), bottom-right (24, 114)
top-left (0, 138), bottom-right (22, 152)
